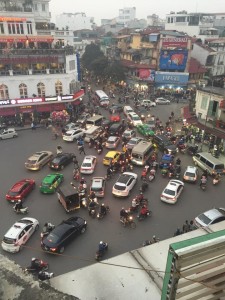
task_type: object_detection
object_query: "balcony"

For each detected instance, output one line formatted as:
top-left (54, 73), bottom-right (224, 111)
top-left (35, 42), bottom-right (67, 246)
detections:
top-left (0, 68), bottom-right (66, 76)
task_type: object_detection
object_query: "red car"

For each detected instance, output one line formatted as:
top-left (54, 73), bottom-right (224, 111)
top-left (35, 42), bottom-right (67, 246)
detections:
top-left (6, 179), bottom-right (35, 202)
top-left (110, 113), bottom-right (120, 123)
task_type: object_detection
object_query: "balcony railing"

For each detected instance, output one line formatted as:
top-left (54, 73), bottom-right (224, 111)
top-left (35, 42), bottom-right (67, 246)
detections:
top-left (0, 48), bottom-right (74, 56)
top-left (0, 68), bottom-right (66, 76)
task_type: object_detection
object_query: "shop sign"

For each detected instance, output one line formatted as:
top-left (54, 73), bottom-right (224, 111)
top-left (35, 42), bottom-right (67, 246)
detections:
top-left (138, 69), bottom-right (155, 81)
top-left (159, 50), bottom-right (188, 71)
top-left (45, 96), bottom-right (57, 102)
top-left (11, 98), bottom-right (43, 105)
top-left (0, 17), bottom-right (26, 22)
top-left (162, 37), bottom-right (188, 48)
top-left (61, 95), bottom-right (74, 100)
top-left (155, 72), bottom-right (189, 85)
top-left (0, 99), bottom-right (10, 106)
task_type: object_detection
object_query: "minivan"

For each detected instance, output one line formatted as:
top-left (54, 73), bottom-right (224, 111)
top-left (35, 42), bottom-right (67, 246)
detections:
top-left (108, 123), bottom-right (124, 136)
top-left (123, 106), bottom-right (134, 117)
top-left (192, 152), bottom-right (225, 175)
top-left (84, 126), bottom-right (103, 142)
top-left (86, 115), bottom-right (103, 129)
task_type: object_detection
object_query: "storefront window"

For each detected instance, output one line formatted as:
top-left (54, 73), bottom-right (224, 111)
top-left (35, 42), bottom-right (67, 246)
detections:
top-left (37, 82), bottom-right (45, 97)
top-left (55, 80), bottom-right (63, 96)
top-left (0, 84), bottom-right (9, 100)
top-left (19, 83), bottom-right (28, 98)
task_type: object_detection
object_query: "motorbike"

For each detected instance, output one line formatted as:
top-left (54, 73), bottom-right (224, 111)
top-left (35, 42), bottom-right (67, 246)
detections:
top-left (213, 176), bottom-right (220, 185)
top-left (95, 243), bottom-right (108, 261)
top-left (200, 183), bottom-right (207, 191)
top-left (97, 147), bottom-right (103, 155)
top-left (40, 223), bottom-right (55, 239)
top-left (142, 237), bottom-right (160, 246)
top-left (13, 205), bottom-right (28, 214)
top-left (141, 165), bottom-right (150, 180)
top-left (178, 144), bottom-right (186, 154)
top-left (97, 206), bottom-right (110, 219)
top-left (38, 271), bottom-right (54, 281)
top-left (187, 145), bottom-right (198, 156)
top-left (127, 163), bottom-right (133, 171)
top-left (161, 168), bottom-right (168, 177)
top-left (139, 181), bottom-right (149, 193)
top-left (25, 259), bottom-right (49, 273)
top-left (137, 210), bottom-right (152, 221)
top-left (120, 215), bottom-right (136, 229)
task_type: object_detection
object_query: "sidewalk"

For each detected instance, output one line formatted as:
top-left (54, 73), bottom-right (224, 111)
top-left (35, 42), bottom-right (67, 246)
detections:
top-left (197, 143), bottom-right (225, 164)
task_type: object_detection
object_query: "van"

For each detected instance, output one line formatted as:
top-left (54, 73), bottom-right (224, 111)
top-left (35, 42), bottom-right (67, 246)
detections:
top-left (131, 141), bottom-right (154, 166)
top-left (192, 152), bottom-right (225, 175)
top-left (86, 115), bottom-right (103, 129)
top-left (84, 126), bottom-right (103, 142)
top-left (123, 106), bottom-right (134, 117)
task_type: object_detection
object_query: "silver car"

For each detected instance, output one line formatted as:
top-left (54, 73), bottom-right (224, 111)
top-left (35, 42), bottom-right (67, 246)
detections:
top-left (155, 98), bottom-right (170, 105)
top-left (0, 128), bottom-right (18, 140)
top-left (105, 136), bottom-right (120, 149)
top-left (194, 208), bottom-right (225, 228)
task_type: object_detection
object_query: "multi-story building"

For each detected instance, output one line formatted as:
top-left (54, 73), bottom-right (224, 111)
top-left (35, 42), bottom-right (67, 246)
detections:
top-left (117, 7), bottom-right (136, 25)
top-left (55, 13), bottom-right (95, 31)
top-left (165, 11), bottom-right (219, 41)
top-left (0, 0), bottom-right (82, 123)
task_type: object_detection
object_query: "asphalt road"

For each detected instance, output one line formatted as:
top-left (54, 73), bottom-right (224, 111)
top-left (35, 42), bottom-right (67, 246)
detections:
top-left (0, 101), bottom-right (224, 277)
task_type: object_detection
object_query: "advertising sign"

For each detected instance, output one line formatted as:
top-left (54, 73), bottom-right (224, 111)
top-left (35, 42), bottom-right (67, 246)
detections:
top-left (155, 72), bottom-right (189, 85)
top-left (139, 69), bottom-right (155, 81)
top-left (162, 37), bottom-right (188, 48)
top-left (159, 50), bottom-right (188, 71)
top-left (11, 98), bottom-right (43, 105)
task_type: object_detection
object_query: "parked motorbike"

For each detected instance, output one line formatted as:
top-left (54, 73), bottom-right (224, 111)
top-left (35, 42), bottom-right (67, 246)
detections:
top-left (95, 243), bottom-right (108, 261)
top-left (97, 206), bottom-right (110, 219)
top-left (38, 271), bottom-right (54, 281)
top-left (120, 215), bottom-right (136, 229)
top-left (25, 259), bottom-right (49, 273)
top-left (142, 236), bottom-right (160, 246)
top-left (40, 223), bottom-right (55, 239)
top-left (13, 205), bottom-right (28, 214)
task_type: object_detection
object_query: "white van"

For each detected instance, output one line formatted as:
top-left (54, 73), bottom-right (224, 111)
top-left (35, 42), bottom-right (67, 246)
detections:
top-left (123, 106), bottom-right (134, 117)
top-left (86, 115), bottom-right (103, 129)
top-left (193, 152), bottom-right (225, 175)
top-left (131, 141), bottom-right (154, 166)
top-left (84, 126), bottom-right (103, 142)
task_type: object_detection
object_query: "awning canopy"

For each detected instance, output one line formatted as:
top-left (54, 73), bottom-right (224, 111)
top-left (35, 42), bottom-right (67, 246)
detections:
top-left (0, 36), bottom-right (54, 43)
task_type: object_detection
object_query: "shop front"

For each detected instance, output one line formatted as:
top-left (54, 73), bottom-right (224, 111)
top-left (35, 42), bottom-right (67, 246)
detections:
top-left (0, 90), bottom-right (84, 125)
top-left (154, 71), bottom-right (189, 97)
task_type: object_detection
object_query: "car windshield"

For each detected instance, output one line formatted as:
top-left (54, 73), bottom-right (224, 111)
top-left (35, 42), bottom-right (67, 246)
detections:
top-left (91, 185), bottom-right (103, 191)
top-left (53, 157), bottom-right (62, 163)
top-left (185, 172), bottom-right (195, 177)
top-left (82, 162), bottom-right (91, 167)
top-left (42, 182), bottom-right (51, 187)
top-left (8, 191), bottom-right (19, 196)
top-left (164, 189), bottom-right (175, 196)
top-left (114, 184), bottom-right (126, 191)
top-left (215, 164), bottom-right (224, 170)
top-left (197, 213), bottom-right (212, 225)
top-left (27, 159), bottom-right (37, 164)
top-left (46, 232), bottom-right (60, 243)
top-left (3, 237), bottom-right (16, 244)
top-left (123, 132), bottom-right (131, 137)
top-left (132, 153), bottom-right (142, 160)
top-left (108, 139), bottom-right (116, 144)
top-left (64, 132), bottom-right (72, 136)
top-left (132, 116), bottom-right (140, 120)
top-left (129, 140), bottom-right (137, 145)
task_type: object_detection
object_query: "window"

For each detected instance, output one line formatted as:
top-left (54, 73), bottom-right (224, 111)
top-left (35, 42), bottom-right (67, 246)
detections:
top-left (37, 82), bottom-right (45, 97)
top-left (0, 23), bottom-right (4, 34)
top-left (0, 84), bottom-right (9, 100)
top-left (55, 80), bottom-right (63, 96)
top-left (42, 4), bottom-right (45, 11)
top-left (19, 83), bottom-right (28, 98)
top-left (34, 4), bottom-right (38, 10)
top-left (200, 96), bottom-right (208, 110)
top-left (27, 22), bottom-right (32, 34)
top-left (69, 80), bottom-right (77, 94)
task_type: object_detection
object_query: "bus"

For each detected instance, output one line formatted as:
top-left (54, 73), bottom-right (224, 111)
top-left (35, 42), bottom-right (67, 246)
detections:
top-left (95, 90), bottom-right (109, 106)
top-left (131, 141), bottom-right (154, 166)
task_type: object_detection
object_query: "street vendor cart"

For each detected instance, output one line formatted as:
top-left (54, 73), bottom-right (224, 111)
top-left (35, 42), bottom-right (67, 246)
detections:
top-left (57, 184), bottom-right (80, 213)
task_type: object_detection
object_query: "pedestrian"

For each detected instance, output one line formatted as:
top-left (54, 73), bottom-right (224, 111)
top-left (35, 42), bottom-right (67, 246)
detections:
top-left (182, 220), bottom-right (190, 233)
top-left (173, 228), bottom-right (182, 236)
top-left (31, 122), bottom-right (36, 130)
top-left (189, 220), bottom-right (195, 231)
top-left (73, 156), bottom-right (79, 169)
top-left (79, 145), bottom-right (86, 155)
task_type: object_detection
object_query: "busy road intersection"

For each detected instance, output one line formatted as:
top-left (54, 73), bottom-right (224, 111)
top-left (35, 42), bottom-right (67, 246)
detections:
top-left (0, 98), bottom-right (224, 276)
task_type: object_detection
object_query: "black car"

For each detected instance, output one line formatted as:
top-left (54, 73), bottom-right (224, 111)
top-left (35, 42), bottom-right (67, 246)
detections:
top-left (48, 153), bottom-right (75, 170)
top-left (109, 104), bottom-right (123, 114)
top-left (102, 118), bottom-right (112, 130)
top-left (41, 217), bottom-right (87, 253)
top-left (153, 134), bottom-right (178, 155)
top-left (108, 123), bottom-right (124, 136)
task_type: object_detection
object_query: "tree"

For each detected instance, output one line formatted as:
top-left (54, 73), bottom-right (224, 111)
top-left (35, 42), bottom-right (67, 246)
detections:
top-left (90, 56), bottom-right (108, 76)
top-left (103, 61), bottom-right (125, 82)
top-left (82, 44), bottom-right (105, 70)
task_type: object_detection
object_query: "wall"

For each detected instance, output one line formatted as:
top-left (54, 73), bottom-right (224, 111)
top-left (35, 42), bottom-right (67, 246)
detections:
top-left (165, 23), bottom-right (200, 36)
top-left (191, 43), bottom-right (209, 65)
top-left (56, 13), bottom-right (93, 31)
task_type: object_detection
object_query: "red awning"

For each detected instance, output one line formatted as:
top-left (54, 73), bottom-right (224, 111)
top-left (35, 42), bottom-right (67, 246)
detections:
top-left (36, 104), bottom-right (52, 112)
top-left (52, 103), bottom-right (65, 111)
top-left (0, 107), bottom-right (16, 116)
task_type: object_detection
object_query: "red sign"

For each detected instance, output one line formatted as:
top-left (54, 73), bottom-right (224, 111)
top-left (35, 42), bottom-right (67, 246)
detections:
top-left (0, 17), bottom-right (26, 22)
top-left (219, 100), bottom-right (225, 109)
top-left (162, 38), bottom-right (188, 48)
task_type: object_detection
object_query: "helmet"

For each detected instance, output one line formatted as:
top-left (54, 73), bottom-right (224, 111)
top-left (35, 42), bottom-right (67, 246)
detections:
top-left (18, 199), bottom-right (21, 203)
top-left (101, 203), bottom-right (105, 207)
top-left (122, 207), bottom-right (124, 210)
top-left (100, 241), bottom-right (103, 244)
top-left (153, 235), bottom-right (156, 239)
top-left (82, 177), bottom-right (84, 180)
top-left (31, 258), bottom-right (36, 261)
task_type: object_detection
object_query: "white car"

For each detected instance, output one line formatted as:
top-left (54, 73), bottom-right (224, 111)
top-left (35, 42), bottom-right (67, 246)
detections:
top-left (63, 129), bottom-right (84, 142)
top-left (160, 180), bottom-right (184, 204)
top-left (140, 99), bottom-right (156, 107)
top-left (183, 166), bottom-right (198, 183)
top-left (155, 98), bottom-right (170, 105)
top-left (0, 128), bottom-right (18, 140)
top-left (64, 122), bottom-right (80, 131)
top-left (112, 172), bottom-right (138, 197)
top-left (122, 129), bottom-right (136, 140)
top-left (2, 217), bottom-right (39, 253)
top-left (80, 155), bottom-right (97, 174)
top-left (127, 112), bottom-right (143, 127)
top-left (194, 208), bottom-right (225, 228)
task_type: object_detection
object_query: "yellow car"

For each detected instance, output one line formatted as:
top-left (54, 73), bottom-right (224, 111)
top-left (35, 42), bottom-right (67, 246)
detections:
top-left (103, 151), bottom-right (121, 166)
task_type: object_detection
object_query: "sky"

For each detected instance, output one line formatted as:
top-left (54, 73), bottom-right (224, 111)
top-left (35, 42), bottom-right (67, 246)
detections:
top-left (50, 0), bottom-right (225, 25)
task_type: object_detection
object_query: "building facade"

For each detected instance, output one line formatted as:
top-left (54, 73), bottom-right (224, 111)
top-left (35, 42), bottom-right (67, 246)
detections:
top-left (118, 7), bottom-right (136, 24)
top-left (55, 13), bottom-right (94, 31)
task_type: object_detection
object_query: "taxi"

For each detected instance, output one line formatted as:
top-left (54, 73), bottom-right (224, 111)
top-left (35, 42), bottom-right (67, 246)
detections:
top-left (103, 151), bottom-right (121, 166)
top-left (40, 173), bottom-right (64, 194)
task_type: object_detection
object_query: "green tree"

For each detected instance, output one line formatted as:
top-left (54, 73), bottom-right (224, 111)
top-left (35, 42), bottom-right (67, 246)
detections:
top-left (90, 56), bottom-right (108, 76)
top-left (82, 44), bottom-right (105, 70)
top-left (104, 61), bottom-right (125, 82)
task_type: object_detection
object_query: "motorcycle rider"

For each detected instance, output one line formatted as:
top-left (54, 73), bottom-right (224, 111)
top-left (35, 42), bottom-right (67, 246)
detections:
top-left (30, 258), bottom-right (40, 271)
top-left (98, 241), bottom-right (107, 253)
top-left (120, 207), bottom-right (129, 223)
top-left (200, 175), bottom-right (207, 187)
top-left (106, 166), bottom-right (113, 178)
top-left (140, 205), bottom-right (148, 217)
top-left (176, 157), bottom-right (181, 166)
top-left (99, 203), bottom-right (107, 216)
top-left (14, 199), bottom-right (23, 212)
top-left (140, 177), bottom-right (148, 192)
top-left (89, 191), bottom-right (96, 201)
top-left (151, 235), bottom-right (159, 244)
top-left (43, 222), bottom-right (54, 233)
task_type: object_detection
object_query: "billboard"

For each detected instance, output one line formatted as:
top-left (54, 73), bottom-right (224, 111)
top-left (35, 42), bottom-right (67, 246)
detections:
top-left (159, 50), bottom-right (188, 71)
top-left (162, 37), bottom-right (188, 48)
top-left (155, 72), bottom-right (189, 85)
top-left (138, 69), bottom-right (155, 81)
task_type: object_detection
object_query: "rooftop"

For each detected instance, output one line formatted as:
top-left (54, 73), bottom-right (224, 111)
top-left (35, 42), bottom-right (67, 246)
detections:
top-left (188, 57), bottom-right (207, 74)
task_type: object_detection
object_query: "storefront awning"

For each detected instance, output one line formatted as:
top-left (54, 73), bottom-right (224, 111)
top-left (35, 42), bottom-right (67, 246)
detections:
top-left (0, 36), bottom-right (54, 43)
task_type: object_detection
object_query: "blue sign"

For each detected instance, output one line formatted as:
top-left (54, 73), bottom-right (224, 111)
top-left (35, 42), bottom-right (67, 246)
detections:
top-left (159, 50), bottom-right (188, 71)
top-left (155, 72), bottom-right (189, 85)
top-left (76, 53), bottom-right (81, 82)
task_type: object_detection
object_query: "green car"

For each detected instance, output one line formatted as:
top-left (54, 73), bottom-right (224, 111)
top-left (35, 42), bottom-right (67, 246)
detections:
top-left (40, 173), bottom-right (64, 194)
top-left (137, 124), bottom-right (154, 137)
